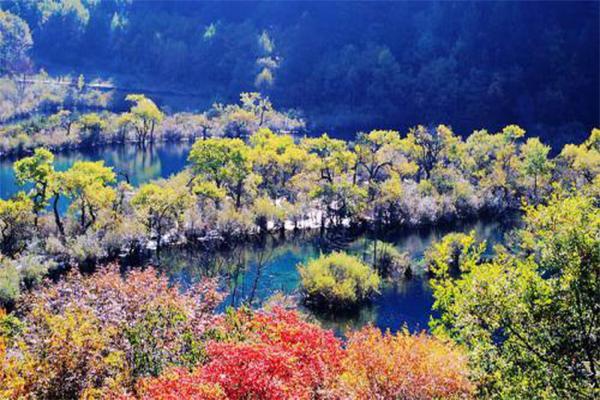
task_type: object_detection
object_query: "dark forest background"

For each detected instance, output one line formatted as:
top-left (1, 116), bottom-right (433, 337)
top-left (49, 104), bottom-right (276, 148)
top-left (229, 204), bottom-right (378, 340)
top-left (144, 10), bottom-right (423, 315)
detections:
top-left (4, 0), bottom-right (600, 146)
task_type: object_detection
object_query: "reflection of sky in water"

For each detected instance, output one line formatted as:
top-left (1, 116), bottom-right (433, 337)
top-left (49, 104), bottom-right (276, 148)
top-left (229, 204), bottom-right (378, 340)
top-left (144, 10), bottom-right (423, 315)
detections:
top-left (164, 216), bottom-right (519, 336)
top-left (0, 143), bottom-right (192, 210)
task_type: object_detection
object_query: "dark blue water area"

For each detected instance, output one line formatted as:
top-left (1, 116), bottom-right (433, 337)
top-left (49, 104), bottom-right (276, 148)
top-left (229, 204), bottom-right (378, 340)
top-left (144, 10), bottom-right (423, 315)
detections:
top-left (0, 143), bottom-right (192, 208)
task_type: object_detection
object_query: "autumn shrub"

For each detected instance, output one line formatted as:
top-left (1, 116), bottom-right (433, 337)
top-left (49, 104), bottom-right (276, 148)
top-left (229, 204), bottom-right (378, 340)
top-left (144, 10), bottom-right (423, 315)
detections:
top-left (132, 310), bottom-right (475, 400)
top-left (24, 305), bottom-right (128, 398)
top-left (0, 261), bottom-right (20, 307)
top-left (132, 368), bottom-right (226, 400)
top-left (0, 265), bottom-right (224, 398)
top-left (337, 326), bottom-right (473, 399)
top-left (298, 251), bottom-right (381, 309)
top-left (0, 333), bottom-right (29, 399)
top-left (0, 255), bottom-right (55, 308)
top-left (136, 308), bottom-right (344, 400)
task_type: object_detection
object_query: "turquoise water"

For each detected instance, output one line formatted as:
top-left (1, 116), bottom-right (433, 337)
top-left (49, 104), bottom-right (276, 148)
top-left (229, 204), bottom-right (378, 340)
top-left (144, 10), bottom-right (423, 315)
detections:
top-left (162, 217), bottom-right (517, 336)
top-left (0, 143), bottom-right (192, 200)
top-left (1, 143), bottom-right (518, 334)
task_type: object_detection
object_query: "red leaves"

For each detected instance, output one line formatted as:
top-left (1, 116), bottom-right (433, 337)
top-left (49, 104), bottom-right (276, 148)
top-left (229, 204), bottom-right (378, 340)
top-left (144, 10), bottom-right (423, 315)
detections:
top-left (137, 310), bottom-right (473, 400)
top-left (138, 308), bottom-right (343, 400)
top-left (203, 342), bottom-right (304, 400)
top-left (203, 308), bottom-right (343, 400)
top-left (136, 368), bottom-right (226, 400)
top-left (5, 264), bottom-right (474, 399)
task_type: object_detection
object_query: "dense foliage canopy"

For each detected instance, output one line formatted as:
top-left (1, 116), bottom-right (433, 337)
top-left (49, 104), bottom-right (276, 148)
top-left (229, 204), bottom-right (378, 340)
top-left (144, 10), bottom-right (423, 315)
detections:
top-left (430, 189), bottom-right (600, 398)
top-left (1, 121), bottom-right (599, 306)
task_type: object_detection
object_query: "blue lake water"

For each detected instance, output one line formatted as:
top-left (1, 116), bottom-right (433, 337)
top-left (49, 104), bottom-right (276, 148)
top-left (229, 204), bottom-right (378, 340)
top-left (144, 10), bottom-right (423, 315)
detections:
top-left (1, 143), bottom-right (518, 334)
top-left (162, 217), bottom-right (517, 336)
top-left (0, 143), bottom-right (192, 200)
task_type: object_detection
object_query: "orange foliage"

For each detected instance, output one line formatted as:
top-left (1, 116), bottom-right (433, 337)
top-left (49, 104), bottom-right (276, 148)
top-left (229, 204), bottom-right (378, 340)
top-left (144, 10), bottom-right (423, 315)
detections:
top-left (132, 311), bottom-right (473, 400)
top-left (1, 265), bottom-right (224, 399)
top-left (134, 368), bottom-right (226, 400)
top-left (337, 326), bottom-right (474, 399)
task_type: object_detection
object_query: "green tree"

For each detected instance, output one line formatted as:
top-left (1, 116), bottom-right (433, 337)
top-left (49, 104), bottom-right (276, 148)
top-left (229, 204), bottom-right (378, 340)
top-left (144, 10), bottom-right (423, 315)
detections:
top-left (48, 110), bottom-right (75, 136)
top-left (118, 94), bottom-right (164, 144)
top-left (0, 193), bottom-right (33, 256)
top-left (13, 148), bottom-right (55, 226)
top-left (190, 113), bottom-right (212, 140)
top-left (240, 92), bottom-right (273, 126)
top-left (520, 137), bottom-right (553, 204)
top-left (301, 134), bottom-right (363, 227)
top-left (430, 192), bottom-right (600, 398)
top-left (55, 161), bottom-right (116, 233)
top-left (465, 125), bottom-right (525, 208)
top-left (310, 180), bottom-right (367, 228)
top-left (402, 125), bottom-right (458, 180)
top-left (354, 130), bottom-right (403, 198)
top-left (301, 134), bottom-right (356, 183)
top-left (78, 113), bottom-right (106, 145)
top-left (371, 171), bottom-right (406, 224)
top-left (131, 182), bottom-right (192, 257)
top-left (355, 130), bottom-right (400, 175)
top-left (188, 138), bottom-right (254, 209)
top-left (249, 128), bottom-right (309, 200)
top-left (425, 231), bottom-right (482, 274)
top-left (560, 129), bottom-right (600, 186)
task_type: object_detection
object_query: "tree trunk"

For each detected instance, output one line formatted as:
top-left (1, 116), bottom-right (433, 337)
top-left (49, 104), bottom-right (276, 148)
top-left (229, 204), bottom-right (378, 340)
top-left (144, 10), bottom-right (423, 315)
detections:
top-left (150, 120), bottom-right (156, 143)
top-left (235, 181), bottom-right (243, 210)
top-left (53, 194), bottom-right (65, 237)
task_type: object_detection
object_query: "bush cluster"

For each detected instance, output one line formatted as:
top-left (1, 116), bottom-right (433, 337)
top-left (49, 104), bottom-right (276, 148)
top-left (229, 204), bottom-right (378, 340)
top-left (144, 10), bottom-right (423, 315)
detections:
top-left (2, 123), bottom-right (599, 306)
top-left (298, 251), bottom-right (381, 309)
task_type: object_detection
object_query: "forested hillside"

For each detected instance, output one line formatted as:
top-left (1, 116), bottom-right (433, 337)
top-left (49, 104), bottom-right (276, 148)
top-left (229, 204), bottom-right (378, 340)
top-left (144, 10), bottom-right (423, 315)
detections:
top-left (2, 1), bottom-right (599, 144)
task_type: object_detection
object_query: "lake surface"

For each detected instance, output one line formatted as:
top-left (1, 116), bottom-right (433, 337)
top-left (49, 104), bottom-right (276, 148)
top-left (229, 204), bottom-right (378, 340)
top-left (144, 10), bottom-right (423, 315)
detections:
top-left (161, 216), bottom-right (518, 336)
top-left (0, 142), bottom-right (192, 200)
top-left (1, 143), bottom-right (519, 334)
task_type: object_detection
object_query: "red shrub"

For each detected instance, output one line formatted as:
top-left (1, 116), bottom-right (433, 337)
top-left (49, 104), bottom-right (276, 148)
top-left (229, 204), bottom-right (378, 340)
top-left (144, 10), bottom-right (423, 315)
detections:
top-left (132, 311), bottom-right (473, 400)
top-left (138, 308), bottom-right (343, 400)
top-left (135, 368), bottom-right (225, 400)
